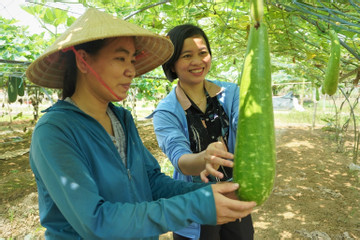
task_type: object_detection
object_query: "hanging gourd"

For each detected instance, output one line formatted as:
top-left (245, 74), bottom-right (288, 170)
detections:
top-left (233, 0), bottom-right (276, 206)
top-left (17, 77), bottom-right (25, 97)
top-left (8, 76), bottom-right (18, 103)
top-left (323, 30), bottom-right (341, 96)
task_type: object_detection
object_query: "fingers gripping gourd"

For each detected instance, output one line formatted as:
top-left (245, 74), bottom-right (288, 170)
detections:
top-left (323, 30), bottom-right (341, 96)
top-left (233, 1), bottom-right (276, 206)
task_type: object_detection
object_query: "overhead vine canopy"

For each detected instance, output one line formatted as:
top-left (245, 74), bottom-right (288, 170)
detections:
top-left (270, 1), bottom-right (359, 85)
top-left (64, 0), bottom-right (360, 86)
top-left (94, 0), bottom-right (359, 88)
top-left (2, 0), bottom-right (360, 90)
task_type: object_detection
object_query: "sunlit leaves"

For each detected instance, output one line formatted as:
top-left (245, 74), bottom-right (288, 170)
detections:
top-left (0, 17), bottom-right (46, 62)
top-left (43, 8), bottom-right (68, 27)
top-left (3, 0), bottom-right (359, 99)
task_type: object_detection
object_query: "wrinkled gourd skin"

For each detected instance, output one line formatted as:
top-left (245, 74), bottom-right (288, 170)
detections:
top-left (234, 22), bottom-right (276, 206)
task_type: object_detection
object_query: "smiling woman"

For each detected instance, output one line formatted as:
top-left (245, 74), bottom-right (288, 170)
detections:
top-left (151, 24), bottom-right (255, 240)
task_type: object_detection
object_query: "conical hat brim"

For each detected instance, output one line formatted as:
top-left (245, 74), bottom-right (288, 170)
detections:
top-left (26, 8), bottom-right (173, 89)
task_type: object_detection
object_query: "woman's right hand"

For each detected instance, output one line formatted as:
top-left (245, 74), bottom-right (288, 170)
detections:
top-left (211, 182), bottom-right (256, 225)
top-left (201, 141), bottom-right (234, 182)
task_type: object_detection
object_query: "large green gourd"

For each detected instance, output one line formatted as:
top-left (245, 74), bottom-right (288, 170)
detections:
top-left (323, 30), bottom-right (340, 96)
top-left (8, 76), bottom-right (18, 103)
top-left (233, 21), bottom-right (276, 206)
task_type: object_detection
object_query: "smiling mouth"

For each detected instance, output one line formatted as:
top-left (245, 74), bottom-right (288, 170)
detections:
top-left (190, 68), bottom-right (203, 74)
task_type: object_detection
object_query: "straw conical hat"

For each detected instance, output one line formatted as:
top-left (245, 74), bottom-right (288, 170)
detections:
top-left (26, 8), bottom-right (173, 88)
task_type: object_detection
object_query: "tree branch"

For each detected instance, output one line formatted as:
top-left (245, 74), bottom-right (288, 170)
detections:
top-left (339, 38), bottom-right (360, 62)
top-left (293, 0), bottom-right (360, 34)
top-left (340, 67), bottom-right (359, 80)
top-left (123, 0), bottom-right (171, 20)
top-left (0, 59), bottom-right (31, 65)
top-left (317, 0), bottom-right (360, 22)
top-left (272, 2), bottom-right (360, 62)
top-left (349, 0), bottom-right (360, 13)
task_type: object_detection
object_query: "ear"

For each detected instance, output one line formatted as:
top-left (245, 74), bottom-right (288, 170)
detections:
top-left (75, 49), bottom-right (89, 74)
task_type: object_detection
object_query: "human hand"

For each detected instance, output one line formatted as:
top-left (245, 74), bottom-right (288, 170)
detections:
top-left (202, 141), bottom-right (234, 181)
top-left (200, 169), bottom-right (210, 183)
top-left (211, 182), bottom-right (256, 225)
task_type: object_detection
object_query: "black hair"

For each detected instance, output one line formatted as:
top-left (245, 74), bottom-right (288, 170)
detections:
top-left (62, 39), bottom-right (107, 99)
top-left (162, 24), bottom-right (212, 82)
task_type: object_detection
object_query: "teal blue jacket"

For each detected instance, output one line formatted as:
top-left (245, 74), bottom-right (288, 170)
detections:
top-left (30, 100), bottom-right (216, 240)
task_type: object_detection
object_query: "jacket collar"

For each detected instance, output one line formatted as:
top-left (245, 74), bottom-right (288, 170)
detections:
top-left (175, 80), bottom-right (224, 110)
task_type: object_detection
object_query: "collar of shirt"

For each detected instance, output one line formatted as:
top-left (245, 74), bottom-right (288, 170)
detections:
top-left (175, 80), bottom-right (224, 111)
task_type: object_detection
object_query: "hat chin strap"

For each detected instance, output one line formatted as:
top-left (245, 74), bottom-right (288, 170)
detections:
top-left (62, 46), bottom-right (123, 101)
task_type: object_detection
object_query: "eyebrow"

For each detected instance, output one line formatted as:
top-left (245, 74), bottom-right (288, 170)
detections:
top-left (115, 47), bottom-right (136, 57)
top-left (181, 50), bottom-right (192, 54)
top-left (181, 47), bottom-right (207, 55)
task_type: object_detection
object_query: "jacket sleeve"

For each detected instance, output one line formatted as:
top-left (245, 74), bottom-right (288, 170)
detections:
top-left (152, 109), bottom-right (192, 174)
top-left (218, 81), bottom-right (240, 154)
top-left (230, 83), bottom-right (239, 131)
top-left (141, 140), bottom-right (208, 200)
top-left (31, 123), bottom-right (216, 239)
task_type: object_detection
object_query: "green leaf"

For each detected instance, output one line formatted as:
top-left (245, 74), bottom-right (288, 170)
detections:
top-left (66, 16), bottom-right (76, 27)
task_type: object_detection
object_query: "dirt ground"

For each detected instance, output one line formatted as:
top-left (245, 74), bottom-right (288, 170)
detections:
top-left (1, 119), bottom-right (359, 239)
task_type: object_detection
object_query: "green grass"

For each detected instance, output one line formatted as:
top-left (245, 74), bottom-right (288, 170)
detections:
top-left (274, 98), bottom-right (359, 128)
top-left (1, 103), bottom-right (48, 123)
top-left (274, 108), bottom-right (331, 126)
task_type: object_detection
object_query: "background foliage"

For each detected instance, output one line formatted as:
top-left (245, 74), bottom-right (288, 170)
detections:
top-left (1, 0), bottom-right (359, 117)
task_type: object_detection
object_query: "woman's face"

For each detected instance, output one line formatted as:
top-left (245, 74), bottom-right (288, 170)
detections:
top-left (83, 37), bottom-right (136, 101)
top-left (173, 36), bottom-right (211, 85)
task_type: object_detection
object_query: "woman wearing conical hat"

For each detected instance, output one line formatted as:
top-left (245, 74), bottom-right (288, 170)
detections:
top-left (27, 8), bottom-right (256, 240)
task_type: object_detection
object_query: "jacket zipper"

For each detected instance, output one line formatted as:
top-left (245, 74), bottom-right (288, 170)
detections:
top-left (127, 168), bottom-right (132, 180)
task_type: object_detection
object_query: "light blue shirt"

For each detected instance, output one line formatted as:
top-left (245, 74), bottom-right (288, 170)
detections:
top-left (149, 80), bottom-right (240, 238)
